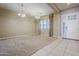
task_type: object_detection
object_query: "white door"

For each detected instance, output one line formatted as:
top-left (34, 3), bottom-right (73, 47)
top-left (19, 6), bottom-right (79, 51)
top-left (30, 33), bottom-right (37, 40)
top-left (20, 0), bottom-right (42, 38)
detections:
top-left (61, 15), bottom-right (67, 38)
top-left (62, 13), bottom-right (79, 40)
top-left (66, 14), bottom-right (79, 39)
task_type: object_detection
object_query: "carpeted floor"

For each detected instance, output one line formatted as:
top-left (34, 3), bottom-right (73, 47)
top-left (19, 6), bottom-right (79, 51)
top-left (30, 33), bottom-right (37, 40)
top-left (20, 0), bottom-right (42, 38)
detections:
top-left (0, 35), bottom-right (56, 56)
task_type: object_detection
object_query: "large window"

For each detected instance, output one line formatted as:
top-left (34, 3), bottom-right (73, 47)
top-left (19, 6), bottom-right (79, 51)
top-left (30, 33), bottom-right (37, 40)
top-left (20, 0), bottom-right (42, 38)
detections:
top-left (68, 14), bottom-right (76, 20)
top-left (40, 19), bottom-right (49, 30)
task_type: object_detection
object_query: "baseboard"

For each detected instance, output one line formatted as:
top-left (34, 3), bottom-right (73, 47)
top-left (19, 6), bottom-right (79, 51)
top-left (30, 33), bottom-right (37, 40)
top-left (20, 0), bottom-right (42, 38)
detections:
top-left (53, 36), bottom-right (62, 39)
top-left (62, 37), bottom-right (79, 41)
top-left (0, 33), bottom-right (36, 40)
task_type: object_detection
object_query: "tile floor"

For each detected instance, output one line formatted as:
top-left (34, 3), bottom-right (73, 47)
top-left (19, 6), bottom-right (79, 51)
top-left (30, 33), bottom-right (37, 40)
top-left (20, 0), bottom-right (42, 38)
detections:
top-left (32, 39), bottom-right (79, 56)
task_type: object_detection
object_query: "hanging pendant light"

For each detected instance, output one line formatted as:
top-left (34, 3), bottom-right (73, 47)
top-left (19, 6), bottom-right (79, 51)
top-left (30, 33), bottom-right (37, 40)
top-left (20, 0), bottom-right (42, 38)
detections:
top-left (18, 13), bottom-right (21, 16)
top-left (67, 3), bottom-right (71, 5)
top-left (18, 3), bottom-right (26, 18)
top-left (35, 16), bottom-right (40, 19)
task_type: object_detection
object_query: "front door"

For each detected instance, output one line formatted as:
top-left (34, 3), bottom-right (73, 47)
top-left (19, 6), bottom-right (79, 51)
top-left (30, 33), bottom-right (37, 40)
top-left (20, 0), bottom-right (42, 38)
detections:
top-left (62, 13), bottom-right (79, 40)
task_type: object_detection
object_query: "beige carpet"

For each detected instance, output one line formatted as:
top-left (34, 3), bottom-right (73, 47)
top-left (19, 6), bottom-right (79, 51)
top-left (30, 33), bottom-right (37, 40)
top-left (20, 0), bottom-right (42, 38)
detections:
top-left (0, 35), bottom-right (56, 56)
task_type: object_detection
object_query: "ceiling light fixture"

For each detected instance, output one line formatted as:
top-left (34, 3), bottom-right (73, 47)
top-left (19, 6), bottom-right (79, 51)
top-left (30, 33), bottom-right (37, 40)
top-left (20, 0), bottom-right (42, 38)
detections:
top-left (35, 16), bottom-right (40, 19)
top-left (18, 4), bottom-right (26, 18)
top-left (18, 13), bottom-right (21, 16)
top-left (67, 3), bottom-right (71, 5)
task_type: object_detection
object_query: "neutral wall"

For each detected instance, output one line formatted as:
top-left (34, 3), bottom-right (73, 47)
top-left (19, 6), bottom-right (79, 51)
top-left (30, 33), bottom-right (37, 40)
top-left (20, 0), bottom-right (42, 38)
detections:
top-left (49, 14), bottom-right (53, 37)
top-left (0, 8), bottom-right (36, 38)
top-left (53, 13), bottom-right (61, 38)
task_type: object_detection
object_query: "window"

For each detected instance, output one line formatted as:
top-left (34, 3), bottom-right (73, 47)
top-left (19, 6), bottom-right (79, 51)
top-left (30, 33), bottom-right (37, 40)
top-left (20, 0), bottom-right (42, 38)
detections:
top-left (68, 14), bottom-right (76, 20)
top-left (40, 19), bottom-right (49, 30)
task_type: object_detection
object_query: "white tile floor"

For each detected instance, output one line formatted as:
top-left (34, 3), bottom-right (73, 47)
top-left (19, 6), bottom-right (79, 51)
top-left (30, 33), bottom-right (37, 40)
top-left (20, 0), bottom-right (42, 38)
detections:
top-left (32, 39), bottom-right (79, 56)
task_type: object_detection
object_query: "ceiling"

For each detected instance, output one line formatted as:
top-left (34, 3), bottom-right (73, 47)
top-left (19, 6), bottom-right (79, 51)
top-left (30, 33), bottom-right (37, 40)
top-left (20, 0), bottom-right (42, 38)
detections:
top-left (0, 3), bottom-right (79, 18)
top-left (0, 3), bottom-right (54, 17)
top-left (55, 3), bottom-right (79, 11)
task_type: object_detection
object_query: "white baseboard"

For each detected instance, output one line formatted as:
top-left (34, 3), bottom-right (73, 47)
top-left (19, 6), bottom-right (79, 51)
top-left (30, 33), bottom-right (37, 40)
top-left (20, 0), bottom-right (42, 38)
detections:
top-left (0, 33), bottom-right (36, 40)
top-left (53, 36), bottom-right (62, 39)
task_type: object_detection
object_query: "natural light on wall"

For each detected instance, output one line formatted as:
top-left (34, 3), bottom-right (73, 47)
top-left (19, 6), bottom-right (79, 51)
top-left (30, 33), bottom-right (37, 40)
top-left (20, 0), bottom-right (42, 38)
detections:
top-left (40, 19), bottom-right (49, 30)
